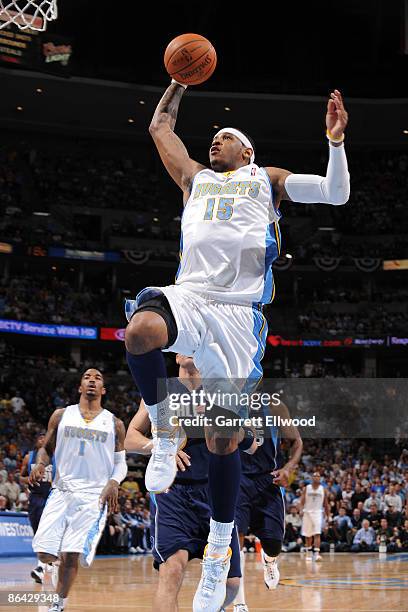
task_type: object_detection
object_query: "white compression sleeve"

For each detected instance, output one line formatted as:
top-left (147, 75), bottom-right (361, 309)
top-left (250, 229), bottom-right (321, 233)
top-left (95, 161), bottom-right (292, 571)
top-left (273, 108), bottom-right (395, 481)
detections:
top-left (284, 143), bottom-right (350, 205)
top-left (111, 450), bottom-right (128, 484)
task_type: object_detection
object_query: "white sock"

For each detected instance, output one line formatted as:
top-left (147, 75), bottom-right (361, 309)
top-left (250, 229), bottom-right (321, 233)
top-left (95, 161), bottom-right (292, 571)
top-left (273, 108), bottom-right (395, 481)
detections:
top-left (207, 518), bottom-right (234, 557)
top-left (233, 550), bottom-right (246, 605)
top-left (145, 396), bottom-right (172, 431)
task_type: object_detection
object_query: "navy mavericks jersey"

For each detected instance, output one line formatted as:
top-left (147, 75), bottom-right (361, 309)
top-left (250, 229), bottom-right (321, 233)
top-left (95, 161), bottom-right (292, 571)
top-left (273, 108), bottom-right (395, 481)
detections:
top-left (28, 450), bottom-right (56, 497)
top-left (240, 405), bottom-right (282, 476)
top-left (168, 378), bottom-right (209, 483)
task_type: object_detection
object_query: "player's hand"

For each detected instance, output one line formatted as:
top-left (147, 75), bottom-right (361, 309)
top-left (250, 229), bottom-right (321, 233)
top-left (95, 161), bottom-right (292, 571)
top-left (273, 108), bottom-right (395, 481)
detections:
top-left (326, 90), bottom-right (348, 139)
top-left (28, 463), bottom-right (45, 487)
top-left (176, 449), bottom-right (191, 472)
top-left (272, 467), bottom-right (290, 487)
top-left (100, 480), bottom-right (119, 514)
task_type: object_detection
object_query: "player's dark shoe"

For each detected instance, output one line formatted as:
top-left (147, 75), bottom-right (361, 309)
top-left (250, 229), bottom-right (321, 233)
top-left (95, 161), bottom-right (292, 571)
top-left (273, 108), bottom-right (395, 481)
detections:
top-left (30, 566), bottom-right (43, 584)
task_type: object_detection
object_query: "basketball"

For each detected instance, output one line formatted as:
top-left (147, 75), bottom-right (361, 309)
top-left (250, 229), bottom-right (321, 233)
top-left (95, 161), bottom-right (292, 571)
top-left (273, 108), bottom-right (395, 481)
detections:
top-left (164, 33), bottom-right (217, 86)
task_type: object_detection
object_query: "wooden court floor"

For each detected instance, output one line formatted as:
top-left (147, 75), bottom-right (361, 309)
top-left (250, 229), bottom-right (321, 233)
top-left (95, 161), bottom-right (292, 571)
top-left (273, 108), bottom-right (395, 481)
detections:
top-left (1, 552), bottom-right (408, 611)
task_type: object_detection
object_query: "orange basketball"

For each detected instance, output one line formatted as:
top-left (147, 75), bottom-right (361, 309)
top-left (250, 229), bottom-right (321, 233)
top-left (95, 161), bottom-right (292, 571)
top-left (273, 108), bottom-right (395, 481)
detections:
top-left (164, 33), bottom-right (217, 86)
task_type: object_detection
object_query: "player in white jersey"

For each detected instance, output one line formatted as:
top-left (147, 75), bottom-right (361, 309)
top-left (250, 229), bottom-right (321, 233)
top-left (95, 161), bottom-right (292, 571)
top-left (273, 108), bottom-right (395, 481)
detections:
top-left (29, 369), bottom-right (127, 612)
top-left (299, 472), bottom-right (330, 562)
top-left (124, 79), bottom-right (349, 611)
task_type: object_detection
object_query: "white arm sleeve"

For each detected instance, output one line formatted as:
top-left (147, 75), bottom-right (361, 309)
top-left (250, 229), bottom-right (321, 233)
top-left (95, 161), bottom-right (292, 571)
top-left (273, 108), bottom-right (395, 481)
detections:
top-left (111, 450), bottom-right (128, 484)
top-left (284, 143), bottom-right (350, 205)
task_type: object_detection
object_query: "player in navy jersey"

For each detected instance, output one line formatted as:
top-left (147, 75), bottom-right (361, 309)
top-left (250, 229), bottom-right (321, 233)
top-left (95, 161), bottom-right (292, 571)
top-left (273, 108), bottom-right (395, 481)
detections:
top-left (233, 399), bottom-right (303, 611)
top-left (125, 77), bottom-right (349, 610)
top-left (20, 432), bottom-right (56, 583)
top-left (125, 355), bottom-right (256, 612)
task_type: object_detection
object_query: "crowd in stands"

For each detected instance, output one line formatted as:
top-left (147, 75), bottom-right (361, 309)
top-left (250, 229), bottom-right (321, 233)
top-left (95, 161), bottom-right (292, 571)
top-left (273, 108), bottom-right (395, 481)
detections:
top-left (1, 144), bottom-right (408, 259)
top-left (298, 306), bottom-right (408, 336)
top-left (279, 441), bottom-right (408, 553)
top-left (0, 275), bottom-right (109, 325)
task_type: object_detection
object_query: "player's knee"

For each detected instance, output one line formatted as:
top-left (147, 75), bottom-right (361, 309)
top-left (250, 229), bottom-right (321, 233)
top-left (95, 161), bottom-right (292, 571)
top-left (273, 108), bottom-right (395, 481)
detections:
top-left (160, 555), bottom-right (186, 584)
top-left (262, 538), bottom-right (282, 558)
top-left (206, 433), bottom-right (239, 455)
top-left (125, 312), bottom-right (164, 354)
top-left (38, 552), bottom-right (57, 564)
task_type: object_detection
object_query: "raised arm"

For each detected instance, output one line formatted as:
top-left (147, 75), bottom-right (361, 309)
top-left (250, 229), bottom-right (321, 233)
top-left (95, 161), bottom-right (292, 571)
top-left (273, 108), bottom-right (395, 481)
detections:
top-left (266, 90), bottom-right (350, 208)
top-left (149, 82), bottom-right (205, 202)
top-left (28, 408), bottom-right (64, 487)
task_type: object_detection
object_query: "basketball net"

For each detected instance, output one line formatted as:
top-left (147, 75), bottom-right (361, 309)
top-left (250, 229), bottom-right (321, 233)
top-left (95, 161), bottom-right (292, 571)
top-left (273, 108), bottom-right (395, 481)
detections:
top-left (0, 0), bottom-right (57, 31)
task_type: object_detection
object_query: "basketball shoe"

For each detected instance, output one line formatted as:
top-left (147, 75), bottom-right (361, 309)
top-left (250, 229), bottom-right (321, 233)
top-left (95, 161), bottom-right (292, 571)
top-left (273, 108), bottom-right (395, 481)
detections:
top-left (145, 424), bottom-right (186, 493)
top-left (30, 566), bottom-right (44, 584)
top-left (233, 606), bottom-right (249, 612)
top-left (261, 548), bottom-right (280, 589)
top-left (48, 597), bottom-right (65, 612)
top-left (193, 545), bottom-right (232, 612)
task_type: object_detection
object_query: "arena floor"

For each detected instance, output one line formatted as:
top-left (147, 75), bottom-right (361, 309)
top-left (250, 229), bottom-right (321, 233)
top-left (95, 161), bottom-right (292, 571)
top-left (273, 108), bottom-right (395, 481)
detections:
top-left (1, 553), bottom-right (408, 611)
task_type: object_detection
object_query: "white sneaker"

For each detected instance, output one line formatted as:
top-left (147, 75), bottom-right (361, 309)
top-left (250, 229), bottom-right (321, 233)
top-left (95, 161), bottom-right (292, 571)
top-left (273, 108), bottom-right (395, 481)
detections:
top-left (261, 549), bottom-right (280, 589)
top-left (145, 425), bottom-right (186, 493)
top-left (30, 566), bottom-right (43, 584)
top-left (314, 552), bottom-right (322, 562)
top-left (129, 547), bottom-right (137, 554)
top-left (233, 605), bottom-right (249, 612)
top-left (193, 546), bottom-right (232, 612)
top-left (48, 601), bottom-right (64, 612)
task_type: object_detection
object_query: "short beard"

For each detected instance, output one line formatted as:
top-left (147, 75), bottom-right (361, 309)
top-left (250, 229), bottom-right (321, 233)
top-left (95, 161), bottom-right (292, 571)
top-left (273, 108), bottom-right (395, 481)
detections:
top-left (210, 159), bottom-right (230, 172)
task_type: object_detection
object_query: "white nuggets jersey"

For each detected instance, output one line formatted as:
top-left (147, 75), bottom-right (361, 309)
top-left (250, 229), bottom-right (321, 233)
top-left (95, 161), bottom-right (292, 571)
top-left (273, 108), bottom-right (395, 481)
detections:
top-left (304, 484), bottom-right (325, 513)
top-left (176, 164), bottom-right (281, 305)
top-left (53, 404), bottom-right (115, 495)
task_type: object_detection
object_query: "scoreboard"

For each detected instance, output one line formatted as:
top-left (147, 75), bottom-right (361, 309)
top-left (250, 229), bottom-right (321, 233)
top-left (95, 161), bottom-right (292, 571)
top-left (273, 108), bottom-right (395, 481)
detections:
top-left (0, 16), bottom-right (72, 74)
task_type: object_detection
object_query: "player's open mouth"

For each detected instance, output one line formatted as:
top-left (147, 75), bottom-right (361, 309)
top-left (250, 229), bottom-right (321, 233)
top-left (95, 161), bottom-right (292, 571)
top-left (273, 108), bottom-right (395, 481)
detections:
top-left (210, 147), bottom-right (220, 155)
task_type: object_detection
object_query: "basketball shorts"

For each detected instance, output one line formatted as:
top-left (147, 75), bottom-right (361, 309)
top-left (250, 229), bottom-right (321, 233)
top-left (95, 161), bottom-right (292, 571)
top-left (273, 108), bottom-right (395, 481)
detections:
top-left (28, 494), bottom-right (48, 534)
top-left (126, 285), bottom-right (268, 415)
top-left (32, 488), bottom-right (107, 567)
top-left (301, 511), bottom-right (323, 537)
top-left (150, 482), bottom-right (241, 578)
top-left (235, 473), bottom-right (285, 543)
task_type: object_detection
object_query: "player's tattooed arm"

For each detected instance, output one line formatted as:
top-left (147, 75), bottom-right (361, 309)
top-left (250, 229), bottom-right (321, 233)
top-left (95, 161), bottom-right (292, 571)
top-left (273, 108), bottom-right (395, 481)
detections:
top-left (149, 83), bottom-right (205, 201)
top-left (114, 417), bottom-right (126, 452)
top-left (28, 408), bottom-right (64, 486)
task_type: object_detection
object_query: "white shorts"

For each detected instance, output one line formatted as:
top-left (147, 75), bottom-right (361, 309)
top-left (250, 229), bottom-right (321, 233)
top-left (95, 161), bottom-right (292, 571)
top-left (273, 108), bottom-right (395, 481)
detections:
top-left (32, 488), bottom-right (107, 567)
top-left (126, 285), bottom-right (267, 413)
top-left (301, 511), bottom-right (323, 537)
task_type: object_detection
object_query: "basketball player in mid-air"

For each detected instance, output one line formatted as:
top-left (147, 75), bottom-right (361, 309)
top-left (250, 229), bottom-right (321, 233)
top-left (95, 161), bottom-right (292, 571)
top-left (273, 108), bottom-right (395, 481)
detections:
top-left (233, 399), bottom-right (303, 612)
top-left (20, 432), bottom-right (56, 584)
top-left (299, 471), bottom-right (331, 561)
top-left (29, 369), bottom-right (128, 612)
top-left (124, 74), bottom-right (349, 610)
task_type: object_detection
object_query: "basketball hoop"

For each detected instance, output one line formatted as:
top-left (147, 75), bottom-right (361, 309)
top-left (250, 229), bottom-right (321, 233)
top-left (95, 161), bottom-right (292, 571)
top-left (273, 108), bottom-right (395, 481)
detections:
top-left (0, 0), bottom-right (57, 31)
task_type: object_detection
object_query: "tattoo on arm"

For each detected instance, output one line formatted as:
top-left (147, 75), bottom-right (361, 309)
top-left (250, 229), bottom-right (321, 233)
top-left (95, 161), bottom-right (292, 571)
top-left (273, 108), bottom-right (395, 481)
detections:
top-left (114, 418), bottom-right (126, 452)
top-left (151, 83), bottom-right (186, 132)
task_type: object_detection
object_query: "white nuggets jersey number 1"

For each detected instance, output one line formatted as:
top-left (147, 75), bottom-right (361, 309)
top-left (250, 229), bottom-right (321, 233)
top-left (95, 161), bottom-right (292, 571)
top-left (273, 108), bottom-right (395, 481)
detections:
top-left (176, 164), bottom-right (281, 305)
top-left (53, 404), bottom-right (115, 494)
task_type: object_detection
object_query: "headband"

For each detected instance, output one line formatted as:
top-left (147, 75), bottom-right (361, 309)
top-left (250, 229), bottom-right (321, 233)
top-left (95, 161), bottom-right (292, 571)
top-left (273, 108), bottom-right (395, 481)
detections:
top-left (214, 128), bottom-right (255, 163)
